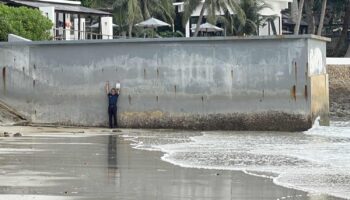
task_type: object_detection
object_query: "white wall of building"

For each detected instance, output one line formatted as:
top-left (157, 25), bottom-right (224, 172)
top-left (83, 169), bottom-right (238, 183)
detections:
top-left (101, 17), bottom-right (113, 39)
top-left (39, 6), bottom-right (55, 36)
top-left (37, 1), bottom-right (112, 40)
top-left (73, 17), bottom-right (86, 40)
top-left (259, 0), bottom-right (291, 36)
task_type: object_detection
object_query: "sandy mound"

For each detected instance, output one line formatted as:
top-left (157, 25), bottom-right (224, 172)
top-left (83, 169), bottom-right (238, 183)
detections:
top-left (328, 66), bottom-right (350, 121)
top-left (0, 100), bottom-right (28, 125)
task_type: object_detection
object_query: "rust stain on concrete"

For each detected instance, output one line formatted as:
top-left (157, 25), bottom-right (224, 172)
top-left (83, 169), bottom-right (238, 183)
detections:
top-left (291, 85), bottom-right (297, 101)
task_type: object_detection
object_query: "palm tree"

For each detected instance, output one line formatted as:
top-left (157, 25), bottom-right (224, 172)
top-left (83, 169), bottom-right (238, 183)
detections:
top-left (334, 0), bottom-right (350, 56)
top-left (232, 0), bottom-right (273, 36)
top-left (291, 0), bottom-right (299, 23)
top-left (111, 0), bottom-right (174, 38)
top-left (182, 0), bottom-right (246, 37)
top-left (125, 0), bottom-right (143, 37)
top-left (294, 0), bottom-right (305, 35)
top-left (142, 0), bottom-right (175, 30)
top-left (317, 0), bottom-right (327, 35)
top-left (305, 0), bottom-right (315, 34)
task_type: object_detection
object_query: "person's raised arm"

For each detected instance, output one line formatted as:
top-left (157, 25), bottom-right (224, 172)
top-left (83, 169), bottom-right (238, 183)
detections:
top-left (116, 81), bottom-right (121, 95)
top-left (105, 81), bottom-right (110, 95)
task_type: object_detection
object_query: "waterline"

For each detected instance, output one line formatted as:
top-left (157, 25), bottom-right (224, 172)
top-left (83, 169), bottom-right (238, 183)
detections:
top-left (123, 122), bottom-right (350, 199)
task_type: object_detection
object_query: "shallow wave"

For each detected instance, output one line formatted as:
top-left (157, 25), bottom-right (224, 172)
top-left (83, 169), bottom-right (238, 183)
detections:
top-left (305, 117), bottom-right (350, 138)
top-left (123, 122), bottom-right (350, 199)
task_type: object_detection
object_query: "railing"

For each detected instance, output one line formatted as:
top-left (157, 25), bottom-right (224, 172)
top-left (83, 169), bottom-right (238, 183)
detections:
top-left (327, 58), bottom-right (350, 66)
top-left (52, 28), bottom-right (114, 40)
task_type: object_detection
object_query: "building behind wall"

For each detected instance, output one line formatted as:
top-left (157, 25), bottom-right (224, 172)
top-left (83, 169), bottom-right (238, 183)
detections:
top-left (0, 0), bottom-right (114, 40)
top-left (172, 0), bottom-right (293, 37)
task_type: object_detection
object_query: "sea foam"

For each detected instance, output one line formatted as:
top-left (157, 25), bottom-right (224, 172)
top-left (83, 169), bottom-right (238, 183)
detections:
top-left (123, 120), bottom-right (350, 199)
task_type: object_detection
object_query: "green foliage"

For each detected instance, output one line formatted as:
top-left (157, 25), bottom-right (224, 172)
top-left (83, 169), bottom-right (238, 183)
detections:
top-left (0, 4), bottom-right (53, 41)
top-left (111, 0), bottom-right (175, 37)
top-left (182, 0), bottom-right (271, 36)
top-left (72, 0), bottom-right (113, 8)
top-left (158, 30), bottom-right (184, 38)
top-left (233, 0), bottom-right (273, 36)
top-left (80, 0), bottom-right (94, 7)
top-left (182, 0), bottom-right (247, 36)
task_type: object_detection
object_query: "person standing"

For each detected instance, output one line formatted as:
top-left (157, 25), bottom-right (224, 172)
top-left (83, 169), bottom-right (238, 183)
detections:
top-left (105, 81), bottom-right (120, 128)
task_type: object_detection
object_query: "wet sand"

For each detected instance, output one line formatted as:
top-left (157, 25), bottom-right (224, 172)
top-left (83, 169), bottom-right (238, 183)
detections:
top-left (0, 126), bottom-right (344, 200)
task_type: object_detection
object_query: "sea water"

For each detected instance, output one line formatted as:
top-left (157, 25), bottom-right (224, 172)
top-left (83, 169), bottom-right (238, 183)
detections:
top-left (123, 119), bottom-right (350, 199)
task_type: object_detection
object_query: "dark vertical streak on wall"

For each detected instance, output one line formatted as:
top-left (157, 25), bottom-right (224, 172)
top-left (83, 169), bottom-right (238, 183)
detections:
top-left (291, 85), bottom-right (297, 101)
top-left (2, 67), bottom-right (6, 94)
top-left (304, 85), bottom-right (308, 101)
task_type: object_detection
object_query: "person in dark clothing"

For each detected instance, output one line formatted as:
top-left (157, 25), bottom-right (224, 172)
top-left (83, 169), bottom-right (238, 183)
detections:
top-left (105, 81), bottom-right (120, 128)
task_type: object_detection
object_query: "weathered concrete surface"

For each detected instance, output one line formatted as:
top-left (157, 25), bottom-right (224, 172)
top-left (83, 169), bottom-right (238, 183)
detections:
top-left (0, 35), bottom-right (330, 131)
top-left (310, 74), bottom-right (330, 126)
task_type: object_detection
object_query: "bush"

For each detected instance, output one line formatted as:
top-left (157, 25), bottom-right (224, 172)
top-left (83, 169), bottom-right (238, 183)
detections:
top-left (0, 4), bottom-right (53, 41)
top-left (158, 31), bottom-right (184, 38)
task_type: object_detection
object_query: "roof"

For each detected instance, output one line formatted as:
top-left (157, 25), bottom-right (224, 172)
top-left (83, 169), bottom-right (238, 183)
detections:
top-left (36, 0), bottom-right (81, 5)
top-left (5, 0), bottom-right (111, 15)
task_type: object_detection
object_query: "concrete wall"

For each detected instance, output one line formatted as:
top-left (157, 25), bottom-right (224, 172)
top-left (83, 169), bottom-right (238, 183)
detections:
top-left (0, 35), bottom-right (330, 131)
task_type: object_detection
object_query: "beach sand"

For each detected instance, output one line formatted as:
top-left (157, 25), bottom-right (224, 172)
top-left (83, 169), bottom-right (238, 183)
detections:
top-left (0, 126), bottom-right (345, 200)
top-left (328, 66), bottom-right (350, 121)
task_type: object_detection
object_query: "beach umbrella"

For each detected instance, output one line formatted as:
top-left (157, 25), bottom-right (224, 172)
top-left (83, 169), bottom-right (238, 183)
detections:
top-left (88, 23), bottom-right (119, 28)
top-left (135, 17), bottom-right (171, 29)
top-left (135, 17), bottom-right (171, 38)
top-left (191, 22), bottom-right (224, 33)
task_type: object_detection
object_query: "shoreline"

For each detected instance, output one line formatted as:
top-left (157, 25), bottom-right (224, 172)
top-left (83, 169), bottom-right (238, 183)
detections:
top-left (0, 125), bottom-right (347, 200)
top-left (125, 132), bottom-right (347, 200)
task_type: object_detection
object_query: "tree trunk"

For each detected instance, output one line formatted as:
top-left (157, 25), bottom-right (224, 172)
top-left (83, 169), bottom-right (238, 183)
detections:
top-left (128, 24), bottom-right (133, 38)
top-left (317, 0), bottom-right (327, 35)
top-left (193, 2), bottom-right (206, 37)
top-left (334, 1), bottom-right (350, 56)
top-left (294, 0), bottom-right (305, 35)
top-left (305, 0), bottom-right (315, 34)
top-left (291, 0), bottom-right (299, 23)
top-left (143, 0), bottom-right (151, 20)
top-left (346, 44), bottom-right (350, 57)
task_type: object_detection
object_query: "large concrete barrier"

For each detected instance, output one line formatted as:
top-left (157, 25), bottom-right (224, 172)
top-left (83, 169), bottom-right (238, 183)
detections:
top-left (0, 35), bottom-right (330, 131)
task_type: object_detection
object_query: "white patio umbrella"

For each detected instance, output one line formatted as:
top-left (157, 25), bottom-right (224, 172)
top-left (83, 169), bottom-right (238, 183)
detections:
top-left (88, 23), bottom-right (119, 28)
top-left (191, 22), bottom-right (224, 33)
top-left (135, 17), bottom-right (171, 38)
top-left (135, 17), bottom-right (171, 28)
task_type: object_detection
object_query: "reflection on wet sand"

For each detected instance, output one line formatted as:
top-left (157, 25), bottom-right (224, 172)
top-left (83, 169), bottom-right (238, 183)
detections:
top-left (0, 130), bottom-right (344, 200)
top-left (107, 135), bottom-right (120, 185)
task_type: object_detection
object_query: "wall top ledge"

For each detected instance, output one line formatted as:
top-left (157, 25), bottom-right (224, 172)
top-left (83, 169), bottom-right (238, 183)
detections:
top-left (0, 34), bottom-right (331, 47)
